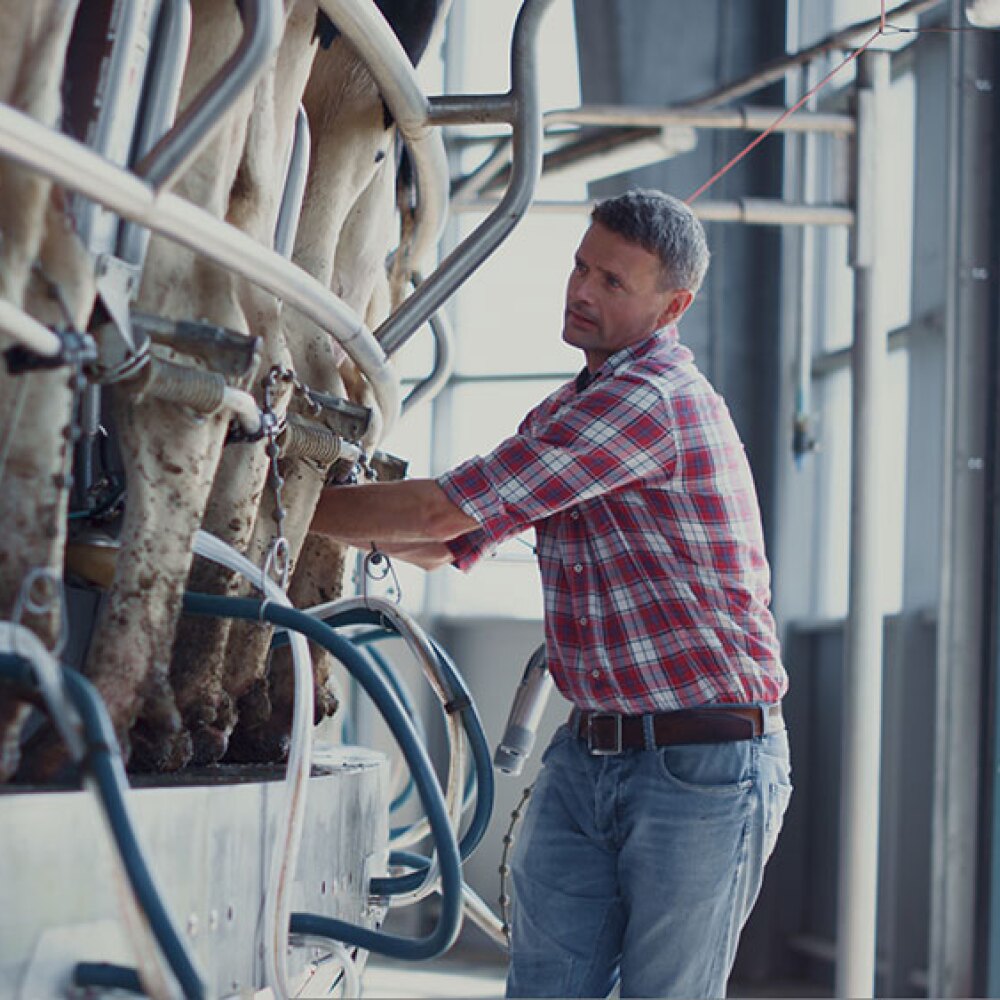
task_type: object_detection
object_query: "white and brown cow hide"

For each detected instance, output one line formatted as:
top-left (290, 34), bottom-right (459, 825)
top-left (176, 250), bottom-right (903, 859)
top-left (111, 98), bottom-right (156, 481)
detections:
top-left (8, 0), bottom-right (445, 779)
top-left (0, 0), bottom-right (96, 782)
top-left (17, 0), bottom-right (276, 779)
top-left (220, 1), bottom-right (445, 763)
top-left (161, 0), bottom-right (324, 768)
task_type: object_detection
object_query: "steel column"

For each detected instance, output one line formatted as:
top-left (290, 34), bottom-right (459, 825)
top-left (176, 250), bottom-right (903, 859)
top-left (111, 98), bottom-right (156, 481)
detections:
top-left (836, 48), bottom-right (890, 1000)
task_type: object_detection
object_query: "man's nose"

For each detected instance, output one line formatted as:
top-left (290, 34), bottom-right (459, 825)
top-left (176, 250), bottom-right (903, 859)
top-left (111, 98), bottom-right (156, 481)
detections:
top-left (569, 271), bottom-right (593, 302)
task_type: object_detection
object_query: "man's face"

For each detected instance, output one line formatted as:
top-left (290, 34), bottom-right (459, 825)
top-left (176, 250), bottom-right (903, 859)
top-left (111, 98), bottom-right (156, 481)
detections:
top-left (562, 222), bottom-right (693, 370)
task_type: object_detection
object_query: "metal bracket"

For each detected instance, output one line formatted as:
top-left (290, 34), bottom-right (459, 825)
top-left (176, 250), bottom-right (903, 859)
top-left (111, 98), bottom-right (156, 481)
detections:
top-left (4, 329), bottom-right (97, 375)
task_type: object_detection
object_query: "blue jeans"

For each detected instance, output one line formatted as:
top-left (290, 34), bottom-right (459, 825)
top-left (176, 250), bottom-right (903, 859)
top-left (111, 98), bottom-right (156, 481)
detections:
top-left (506, 724), bottom-right (792, 998)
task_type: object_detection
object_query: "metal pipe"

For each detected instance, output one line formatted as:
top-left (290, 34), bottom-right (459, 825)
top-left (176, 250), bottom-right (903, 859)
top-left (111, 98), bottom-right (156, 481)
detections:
top-left (274, 105), bottom-right (311, 259)
top-left (401, 287), bottom-right (455, 416)
top-left (119, 0), bottom-right (192, 265)
top-left (375, 0), bottom-right (557, 356)
top-left (677, 0), bottom-right (946, 111)
top-left (0, 101), bottom-right (400, 433)
top-left (135, 0), bottom-right (283, 191)
top-left (450, 196), bottom-right (854, 228)
top-left (930, 4), bottom-right (993, 995)
top-left (455, 0), bottom-right (943, 195)
top-left (316, 0), bottom-right (449, 275)
top-left (543, 104), bottom-right (856, 135)
top-left (427, 93), bottom-right (515, 125)
top-left (836, 49), bottom-right (889, 1000)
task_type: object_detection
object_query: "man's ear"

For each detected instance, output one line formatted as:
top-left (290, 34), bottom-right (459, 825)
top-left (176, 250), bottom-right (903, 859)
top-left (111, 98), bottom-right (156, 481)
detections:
top-left (657, 289), bottom-right (694, 328)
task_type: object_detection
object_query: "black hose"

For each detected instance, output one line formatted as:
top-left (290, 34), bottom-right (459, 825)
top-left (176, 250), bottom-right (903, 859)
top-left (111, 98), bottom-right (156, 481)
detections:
top-left (73, 962), bottom-right (143, 994)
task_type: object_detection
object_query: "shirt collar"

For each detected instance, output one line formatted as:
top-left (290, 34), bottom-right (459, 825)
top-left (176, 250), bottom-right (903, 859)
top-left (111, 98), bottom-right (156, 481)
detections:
top-left (580, 325), bottom-right (680, 389)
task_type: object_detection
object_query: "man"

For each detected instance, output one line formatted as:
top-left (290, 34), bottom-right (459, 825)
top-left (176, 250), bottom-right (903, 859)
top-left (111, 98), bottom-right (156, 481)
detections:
top-left (313, 189), bottom-right (791, 998)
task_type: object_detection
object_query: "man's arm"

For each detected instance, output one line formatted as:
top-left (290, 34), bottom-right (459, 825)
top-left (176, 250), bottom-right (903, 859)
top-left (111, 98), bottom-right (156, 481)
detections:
top-left (311, 478), bottom-right (478, 550)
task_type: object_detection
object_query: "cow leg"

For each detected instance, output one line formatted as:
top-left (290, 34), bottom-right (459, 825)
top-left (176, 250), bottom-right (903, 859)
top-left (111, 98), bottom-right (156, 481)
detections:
top-left (166, 0), bottom-right (321, 766)
top-left (226, 148), bottom-right (397, 762)
top-left (0, 0), bottom-right (91, 782)
top-left (66, 0), bottom-right (254, 774)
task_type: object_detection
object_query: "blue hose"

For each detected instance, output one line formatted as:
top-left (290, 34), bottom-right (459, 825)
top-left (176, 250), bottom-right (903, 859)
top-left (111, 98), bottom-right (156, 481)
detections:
top-left (278, 608), bottom-right (495, 896)
top-left (0, 654), bottom-right (207, 998)
top-left (182, 593), bottom-right (464, 960)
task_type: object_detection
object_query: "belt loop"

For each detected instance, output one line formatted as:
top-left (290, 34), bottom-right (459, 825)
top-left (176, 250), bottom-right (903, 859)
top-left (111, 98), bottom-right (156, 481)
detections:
top-left (641, 713), bottom-right (656, 750)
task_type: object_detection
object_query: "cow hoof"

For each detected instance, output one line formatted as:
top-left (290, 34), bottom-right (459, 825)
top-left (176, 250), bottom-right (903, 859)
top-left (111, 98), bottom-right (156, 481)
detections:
top-left (189, 722), bottom-right (232, 766)
top-left (128, 726), bottom-right (193, 773)
top-left (222, 724), bottom-right (290, 765)
top-left (14, 729), bottom-right (77, 786)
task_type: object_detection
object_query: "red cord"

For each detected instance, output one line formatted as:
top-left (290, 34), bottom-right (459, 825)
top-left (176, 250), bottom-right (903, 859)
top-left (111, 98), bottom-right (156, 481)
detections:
top-left (686, 21), bottom-right (884, 205)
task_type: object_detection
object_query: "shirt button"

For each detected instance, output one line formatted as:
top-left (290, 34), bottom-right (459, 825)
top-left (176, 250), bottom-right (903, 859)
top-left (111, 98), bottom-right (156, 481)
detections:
top-left (570, 511), bottom-right (580, 520)
top-left (591, 669), bottom-right (600, 678)
top-left (579, 616), bottom-right (588, 625)
top-left (573, 563), bottom-right (583, 573)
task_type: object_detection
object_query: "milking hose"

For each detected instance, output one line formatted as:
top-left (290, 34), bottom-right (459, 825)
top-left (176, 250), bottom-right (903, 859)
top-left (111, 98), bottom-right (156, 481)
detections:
top-left (182, 592), bottom-right (463, 961)
top-left (0, 654), bottom-right (206, 999)
top-left (276, 608), bottom-right (494, 895)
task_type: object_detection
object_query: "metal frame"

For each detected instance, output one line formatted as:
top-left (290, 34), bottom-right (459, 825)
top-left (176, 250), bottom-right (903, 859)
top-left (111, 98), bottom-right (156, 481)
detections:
top-left (376, 0), bottom-right (556, 356)
top-left (0, 101), bottom-right (401, 433)
top-left (136, 0), bottom-right (283, 191)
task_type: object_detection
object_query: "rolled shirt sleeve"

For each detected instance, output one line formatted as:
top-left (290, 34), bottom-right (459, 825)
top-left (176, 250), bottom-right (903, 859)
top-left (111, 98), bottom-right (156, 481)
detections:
top-left (438, 375), bottom-right (677, 571)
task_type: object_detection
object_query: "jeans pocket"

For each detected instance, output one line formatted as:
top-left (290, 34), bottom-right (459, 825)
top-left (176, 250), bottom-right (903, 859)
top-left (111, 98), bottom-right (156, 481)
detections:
top-left (764, 778), bottom-right (793, 860)
top-left (540, 723), bottom-right (574, 764)
top-left (657, 740), bottom-right (754, 794)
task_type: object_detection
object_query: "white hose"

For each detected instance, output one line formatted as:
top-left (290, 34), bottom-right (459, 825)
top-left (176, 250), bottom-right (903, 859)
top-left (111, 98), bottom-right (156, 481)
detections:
top-left (222, 386), bottom-right (263, 436)
top-left (193, 530), bottom-right (314, 999)
top-left (0, 298), bottom-right (61, 357)
top-left (291, 937), bottom-right (361, 998)
top-left (0, 102), bottom-right (401, 435)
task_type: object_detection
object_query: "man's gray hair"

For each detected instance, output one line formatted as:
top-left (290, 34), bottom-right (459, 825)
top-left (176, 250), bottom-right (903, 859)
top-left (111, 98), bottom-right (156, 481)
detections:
top-left (591, 189), bottom-right (710, 293)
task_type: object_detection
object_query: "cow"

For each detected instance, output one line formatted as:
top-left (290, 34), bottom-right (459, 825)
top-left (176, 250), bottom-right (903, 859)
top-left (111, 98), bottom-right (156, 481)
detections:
top-left (9, 0), bottom-right (446, 779)
top-left (0, 0), bottom-right (95, 782)
top-left (204, 2), bottom-right (446, 765)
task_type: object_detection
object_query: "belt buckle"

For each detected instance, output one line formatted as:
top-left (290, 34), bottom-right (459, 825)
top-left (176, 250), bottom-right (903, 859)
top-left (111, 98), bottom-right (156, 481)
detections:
top-left (587, 713), bottom-right (622, 755)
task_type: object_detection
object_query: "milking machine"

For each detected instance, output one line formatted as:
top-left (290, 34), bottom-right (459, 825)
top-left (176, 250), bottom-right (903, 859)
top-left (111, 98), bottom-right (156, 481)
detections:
top-left (0, 0), bottom-right (560, 993)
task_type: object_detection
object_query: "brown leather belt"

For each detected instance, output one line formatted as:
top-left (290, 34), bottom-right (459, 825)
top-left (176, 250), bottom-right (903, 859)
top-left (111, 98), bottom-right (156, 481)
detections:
top-left (569, 703), bottom-right (784, 754)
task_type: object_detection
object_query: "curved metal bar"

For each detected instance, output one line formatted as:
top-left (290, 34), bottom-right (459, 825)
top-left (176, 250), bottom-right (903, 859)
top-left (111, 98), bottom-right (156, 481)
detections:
top-left (316, 0), bottom-right (449, 275)
top-left (0, 101), bottom-right (400, 434)
top-left (119, 0), bottom-right (193, 265)
top-left (401, 294), bottom-right (454, 417)
top-left (135, 0), bottom-right (283, 191)
top-left (274, 105), bottom-right (311, 259)
top-left (375, 0), bottom-right (556, 357)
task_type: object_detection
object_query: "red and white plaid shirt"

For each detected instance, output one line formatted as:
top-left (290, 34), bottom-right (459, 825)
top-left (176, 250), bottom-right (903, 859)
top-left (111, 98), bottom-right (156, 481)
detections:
top-left (438, 326), bottom-right (787, 713)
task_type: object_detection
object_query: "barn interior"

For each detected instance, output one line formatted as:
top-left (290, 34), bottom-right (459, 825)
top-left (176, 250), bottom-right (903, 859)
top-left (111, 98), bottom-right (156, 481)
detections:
top-left (0, 0), bottom-right (997, 997)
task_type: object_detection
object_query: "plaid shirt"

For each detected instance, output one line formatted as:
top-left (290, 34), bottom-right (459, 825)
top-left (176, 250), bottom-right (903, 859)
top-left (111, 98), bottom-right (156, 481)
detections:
top-left (438, 326), bottom-right (787, 713)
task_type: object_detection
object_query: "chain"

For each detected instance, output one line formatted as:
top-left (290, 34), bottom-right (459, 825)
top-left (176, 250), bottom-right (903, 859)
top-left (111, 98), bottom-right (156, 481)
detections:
top-left (498, 783), bottom-right (534, 945)
top-left (260, 368), bottom-right (292, 590)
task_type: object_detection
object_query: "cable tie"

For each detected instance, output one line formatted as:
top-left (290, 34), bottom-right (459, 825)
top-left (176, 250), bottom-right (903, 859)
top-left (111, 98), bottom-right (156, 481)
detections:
top-left (443, 694), bottom-right (472, 716)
